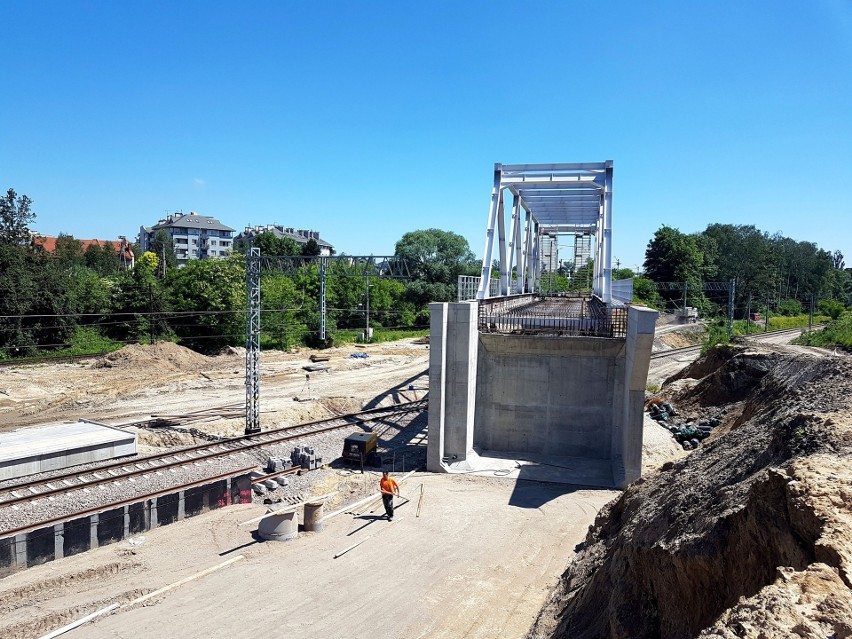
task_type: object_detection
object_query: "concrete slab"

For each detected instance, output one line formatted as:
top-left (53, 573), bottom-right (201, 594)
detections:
top-left (0, 421), bottom-right (136, 481)
top-left (447, 449), bottom-right (614, 487)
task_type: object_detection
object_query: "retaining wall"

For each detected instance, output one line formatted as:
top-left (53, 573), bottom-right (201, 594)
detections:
top-left (0, 473), bottom-right (251, 579)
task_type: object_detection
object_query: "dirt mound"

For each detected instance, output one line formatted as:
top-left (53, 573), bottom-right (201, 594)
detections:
top-left (215, 345), bottom-right (246, 358)
top-left (92, 342), bottom-right (211, 372)
top-left (529, 348), bottom-right (852, 639)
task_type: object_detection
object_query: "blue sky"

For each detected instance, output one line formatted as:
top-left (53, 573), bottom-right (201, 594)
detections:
top-left (2, 1), bottom-right (851, 272)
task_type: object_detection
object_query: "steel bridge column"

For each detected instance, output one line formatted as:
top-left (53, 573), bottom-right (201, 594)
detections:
top-left (532, 221), bottom-right (541, 294)
top-left (245, 248), bottom-right (261, 434)
top-left (593, 201), bottom-right (604, 298)
top-left (477, 166), bottom-right (503, 299)
top-left (601, 163), bottom-right (614, 303)
top-left (508, 195), bottom-right (522, 294)
top-left (524, 211), bottom-right (534, 293)
top-left (497, 190), bottom-right (508, 295)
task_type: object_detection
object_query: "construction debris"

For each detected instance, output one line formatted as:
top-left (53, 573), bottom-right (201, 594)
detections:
top-left (648, 402), bottom-right (725, 450)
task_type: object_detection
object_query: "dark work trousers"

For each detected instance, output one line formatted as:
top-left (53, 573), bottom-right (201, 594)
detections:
top-left (382, 493), bottom-right (394, 519)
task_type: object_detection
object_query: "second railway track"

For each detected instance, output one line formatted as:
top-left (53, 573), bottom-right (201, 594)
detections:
top-left (0, 399), bottom-right (427, 511)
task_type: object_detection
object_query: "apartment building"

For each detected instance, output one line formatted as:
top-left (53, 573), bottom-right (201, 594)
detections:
top-left (234, 224), bottom-right (335, 256)
top-left (138, 211), bottom-right (235, 267)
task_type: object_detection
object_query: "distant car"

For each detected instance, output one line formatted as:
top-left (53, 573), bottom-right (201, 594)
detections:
top-left (750, 313), bottom-right (761, 321)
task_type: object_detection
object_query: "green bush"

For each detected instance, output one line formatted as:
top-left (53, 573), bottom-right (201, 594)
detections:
top-left (777, 299), bottom-right (803, 316)
top-left (54, 326), bottom-right (124, 356)
top-left (794, 311), bottom-right (852, 349)
top-left (702, 320), bottom-right (730, 355)
top-left (818, 299), bottom-right (846, 320)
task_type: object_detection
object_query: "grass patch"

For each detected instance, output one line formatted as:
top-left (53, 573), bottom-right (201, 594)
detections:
top-left (54, 326), bottom-right (125, 356)
top-left (333, 328), bottom-right (430, 345)
top-left (731, 314), bottom-right (830, 335)
top-left (794, 312), bottom-right (852, 349)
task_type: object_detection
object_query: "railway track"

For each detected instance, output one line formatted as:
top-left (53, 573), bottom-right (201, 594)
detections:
top-left (0, 399), bottom-right (427, 511)
top-left (650, 326), bottom-right (818, 360)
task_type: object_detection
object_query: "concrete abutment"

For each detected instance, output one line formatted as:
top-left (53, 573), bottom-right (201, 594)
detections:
top-left (427, 303), bottom-right (657, 488)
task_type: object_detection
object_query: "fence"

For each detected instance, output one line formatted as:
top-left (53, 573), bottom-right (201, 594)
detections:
top-left (458, 275), bottom-right (500, 302)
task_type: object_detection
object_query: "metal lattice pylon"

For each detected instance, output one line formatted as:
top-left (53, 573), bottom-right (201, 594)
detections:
top-left (245, 248), bottom-right (261, 434)
top-left (244, 252), bottom-right (409, 434)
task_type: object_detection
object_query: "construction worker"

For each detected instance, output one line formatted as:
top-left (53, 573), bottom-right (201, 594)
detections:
top-left (379, 471), bottom-right (400, 521)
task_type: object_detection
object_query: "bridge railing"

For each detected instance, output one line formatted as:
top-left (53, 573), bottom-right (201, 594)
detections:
top-left (478, 295), bottom-right (628, 338)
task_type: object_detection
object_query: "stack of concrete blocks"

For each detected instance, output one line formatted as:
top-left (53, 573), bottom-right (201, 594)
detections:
top-left (265, 456), bottom-right (292, 473)
top-left (291, 446), bottom-right (322, 471)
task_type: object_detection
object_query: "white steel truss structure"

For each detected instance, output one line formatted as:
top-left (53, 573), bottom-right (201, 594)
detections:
top-left (476, 162), bottom-right (614, 303)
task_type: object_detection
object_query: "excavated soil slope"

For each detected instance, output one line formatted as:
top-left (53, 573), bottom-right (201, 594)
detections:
top-left (529, 345), bottom-right (852, 639)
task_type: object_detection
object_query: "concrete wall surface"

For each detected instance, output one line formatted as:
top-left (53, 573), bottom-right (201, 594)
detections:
top-left (475, 334), bottom-right (624, 459)
top-left (0, 474), bottom-right (251, 578)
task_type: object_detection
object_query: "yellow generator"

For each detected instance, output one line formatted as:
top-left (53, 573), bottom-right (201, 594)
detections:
top-left (341, 431), bottom-right (382, 467)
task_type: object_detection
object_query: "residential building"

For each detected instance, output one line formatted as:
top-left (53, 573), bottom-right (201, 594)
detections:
top-left (33, 235), bottom-right (121, 253)
top-left (234, 224), bottom-right (335, 256)
top-left (138, 211), bottom-right (235, 268)
top-left (33, 234), bottom-right (135, 268)
top-left (539, 232), bottom-right (559, 273)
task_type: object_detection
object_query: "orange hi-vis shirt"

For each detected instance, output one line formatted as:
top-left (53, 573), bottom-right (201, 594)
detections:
top-left (380, 476), bottom-right (398, 495)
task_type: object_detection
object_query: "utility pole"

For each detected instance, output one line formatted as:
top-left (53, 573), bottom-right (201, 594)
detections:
top-left (727, 279), bottom-right (735, 338)
top-left (746, 294), bottom-right (752, 336)
top-left (809, 294), bottom-right (814, 331)
top-left (364, 274), bottom-right (371, 342)
top-left (764, 295), bottom-right (770, 332)
top-left (148, 283), bottom-right (155, 346)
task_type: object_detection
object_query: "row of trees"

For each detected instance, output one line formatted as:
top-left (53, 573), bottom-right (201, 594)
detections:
top-left (642, 223), bottom-right (851, 316)
top-left (2, 186), bottom-right (849, 358)
top-left (0, 189), bottom-right (480, 357)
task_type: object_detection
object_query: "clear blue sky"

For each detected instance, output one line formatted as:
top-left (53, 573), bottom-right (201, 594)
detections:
top-left (2, 1), bottom-right (851, 272)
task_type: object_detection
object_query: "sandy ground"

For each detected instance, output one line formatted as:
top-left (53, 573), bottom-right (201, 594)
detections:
top-left (1, 474), bottom-right (617, 639)
top-left (0, 340), bottom-right (431, 437)
top-left (0, 335), bottom-right (692, 638)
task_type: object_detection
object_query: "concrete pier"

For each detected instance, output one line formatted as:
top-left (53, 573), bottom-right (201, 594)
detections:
top-left (427, 302), bottom-right (657, 488)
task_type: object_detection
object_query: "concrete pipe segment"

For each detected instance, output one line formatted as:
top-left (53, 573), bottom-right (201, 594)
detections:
top-left (257, 508), bottom-right (298, 542)
top-left (303, 502), bottom-right (324, 533)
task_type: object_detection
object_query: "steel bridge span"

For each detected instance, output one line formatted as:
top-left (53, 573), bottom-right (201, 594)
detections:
top-left (427, 162), bottom-right (657, 489)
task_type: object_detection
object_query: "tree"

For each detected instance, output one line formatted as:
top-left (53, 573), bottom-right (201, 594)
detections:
top-left (0, 188), bottom-right (35, 246)
top-left (632, 277), bottom-right (661, 308)
top-left (394, 228), bottom-right (476, 285)
top-left (148, 230), bottom-right (177, 273)
top-left (644, 226), bottom-right (707, 284)
top-left (235, 230), bottom-right (300, 256)
top-left (256, 231), bottom-right (300, 256)
top-left (167, 255), bottom-right (246, 350)
top-left (301, 237), bottom-right (322, 257)
top-left (54, 233), bottom-right (84, 266)
top-left (84, 242), bottom-right (119, 276)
